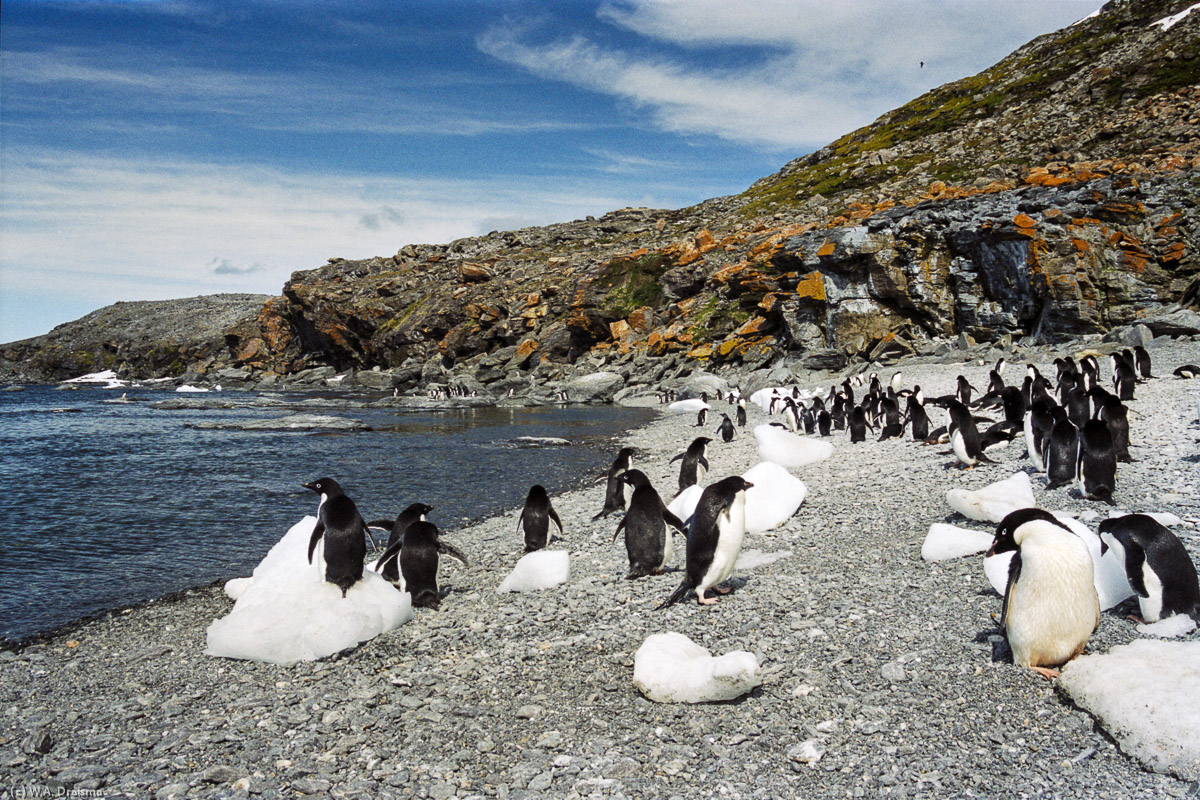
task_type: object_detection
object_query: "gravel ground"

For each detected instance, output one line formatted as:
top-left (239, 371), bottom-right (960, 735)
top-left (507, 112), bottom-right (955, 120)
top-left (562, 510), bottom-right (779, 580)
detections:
top-left (3, 338), bottom-right (1199, 800)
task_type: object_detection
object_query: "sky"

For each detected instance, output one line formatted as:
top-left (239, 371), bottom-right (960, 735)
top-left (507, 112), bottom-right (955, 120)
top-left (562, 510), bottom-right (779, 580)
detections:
top-left (0, 0), bottom-right (1103, 344)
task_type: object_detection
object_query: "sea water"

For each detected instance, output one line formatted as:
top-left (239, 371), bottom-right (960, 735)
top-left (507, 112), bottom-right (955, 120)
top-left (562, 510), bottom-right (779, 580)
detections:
top-left (0, 385), bottom-right (655, 642)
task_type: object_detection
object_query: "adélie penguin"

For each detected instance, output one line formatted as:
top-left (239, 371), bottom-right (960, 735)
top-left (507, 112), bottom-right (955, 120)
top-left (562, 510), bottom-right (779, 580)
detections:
top-left (945, 399), bottom-right (993, 468)
top-left (399, 521), bottom-right (468, 609)
top-left (518, 484), bottom-right (563, 552)
top-left (657, 476), bottom-right (754, 608)
top-left (592, 447), bottom-right (635, 521)
top-left (670, 436), bottom-right (711, 493)
top-left (370, 502), bottom-right (433, 583)
top-left (1098, 515), bottom-right (1200, 623)
top-left (303, 478), bottom-right (377, 597)
top-left (1076, 419), bottom-right (1117, 504)
top-left (988, 508), bottom-right (1099, 678)
top-left (717, 413), bottom-right (736, 443)
top-left (612, 470), bottom-right (688, 579)
top-left (1043, 408), bottom-right (1077, 490)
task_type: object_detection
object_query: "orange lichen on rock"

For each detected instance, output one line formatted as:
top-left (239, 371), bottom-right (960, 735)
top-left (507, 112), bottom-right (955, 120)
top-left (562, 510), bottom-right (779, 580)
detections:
top-left (795, 271), bottom-right (827, 301)
top-left (816, 240), bottom-right (836, 258)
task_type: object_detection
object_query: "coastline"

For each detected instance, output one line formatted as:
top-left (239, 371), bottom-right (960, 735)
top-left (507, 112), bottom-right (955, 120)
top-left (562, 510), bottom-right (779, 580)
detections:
top-left (2, 339), bottom-right (1198, 799)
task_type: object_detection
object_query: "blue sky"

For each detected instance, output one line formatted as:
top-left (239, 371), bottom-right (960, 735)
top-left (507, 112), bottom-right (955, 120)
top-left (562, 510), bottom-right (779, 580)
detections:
top-left (0, 0), bottom-right (1101, 343)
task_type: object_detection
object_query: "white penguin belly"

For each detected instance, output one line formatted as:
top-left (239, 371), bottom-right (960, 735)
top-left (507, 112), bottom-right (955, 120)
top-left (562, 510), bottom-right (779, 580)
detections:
top-left (1023, 417), bottom-right (1043, 471)
top-left (660, 522), bottom-right (673, 568)
top-left (697, 494), bottom-right (747, 593)
top-left (1139, 564), bottom-right (1164, 623)
top-left (1007, 538), bottom-right (1098, 667)
top-left (951, 429), bottom-right (971, 464)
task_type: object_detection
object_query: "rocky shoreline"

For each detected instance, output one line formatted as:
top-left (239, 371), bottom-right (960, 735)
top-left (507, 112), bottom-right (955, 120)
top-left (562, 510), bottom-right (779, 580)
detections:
top-left (2, 338), bottom-right (1198, 800)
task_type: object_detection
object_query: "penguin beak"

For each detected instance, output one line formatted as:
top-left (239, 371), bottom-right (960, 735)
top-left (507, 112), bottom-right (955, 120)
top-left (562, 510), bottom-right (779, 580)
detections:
top-left (743, 481), bottom-right (755, 489)
top-left (301, 481), bottom-right (317, 491)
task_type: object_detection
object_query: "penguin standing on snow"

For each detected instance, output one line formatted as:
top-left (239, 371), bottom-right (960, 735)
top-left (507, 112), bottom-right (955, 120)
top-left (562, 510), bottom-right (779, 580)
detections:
top-left (518, 485), bottom-right (563, 552)
top-left (1099, 514), bottom-right (1200, 623)
top-left (670, 436), bottom-right (711, 493)
top-left (592, 447), bottom-right (635, 521)
top-left (612, 470), bottom-right (687, 579)
top-left (370, 502), bottom-right (434, 583)
top-left (303, 478), bottom-right (377, 597)
top-left (717, 413), bottom-right (736, 443)
top-left (398, 521), bottom-right (468, 609)
top-left (1076, 419), bottom-right (1117, 503)
top-left (988, 508), bottom-right (1099, 677)
top-left (657, 476), bottom-right (754, 608)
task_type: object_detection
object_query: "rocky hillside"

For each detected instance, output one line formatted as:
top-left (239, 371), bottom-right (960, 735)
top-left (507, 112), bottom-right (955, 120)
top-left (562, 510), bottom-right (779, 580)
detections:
top-left (0, 295), bottom-right (270, 383)
top-left (4, 0), bottom-right (1198, 389)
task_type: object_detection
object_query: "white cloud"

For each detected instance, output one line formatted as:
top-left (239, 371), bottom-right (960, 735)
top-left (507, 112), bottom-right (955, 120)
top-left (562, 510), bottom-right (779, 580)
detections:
top-left (480, 0), bottom-right (1102, 150)
top-left (0, 148), bottom-right (682, 341)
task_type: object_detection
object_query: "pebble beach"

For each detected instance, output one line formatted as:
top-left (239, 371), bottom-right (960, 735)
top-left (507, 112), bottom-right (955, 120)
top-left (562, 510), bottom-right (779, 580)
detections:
top-left (3, 338), bottom-right (1199, 800)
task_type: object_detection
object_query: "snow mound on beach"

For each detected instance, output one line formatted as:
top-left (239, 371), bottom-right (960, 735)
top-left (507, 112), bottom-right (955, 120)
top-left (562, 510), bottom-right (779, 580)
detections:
top-left (1060, 639), bottom-right (1200, 780)
top-left (742, 461), bottom-right (807, 533)
top-left (754, 425), bottom-right (832, 469)
top-left (667, 398), bottom-right (709, 413)
top-left (206, 516), bottom-right (412, 665)
top-left (497, 550), bottom-right (569, 593)
top-left (667, 484), bottom-right (704, 528)
top-left (921, 523), bottom-right (993, 561)
top-left (946, 471), bottom-right (1034, 522)
top-left (633, 632), bottom-right (761, 703)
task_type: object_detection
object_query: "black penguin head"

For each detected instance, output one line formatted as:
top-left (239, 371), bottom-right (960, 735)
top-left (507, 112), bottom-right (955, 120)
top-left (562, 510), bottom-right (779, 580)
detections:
top-left (989, 508), bottom-right (1070, 556)
top-left (620, 469), bottom-right (652, 490)
top-left (303, 477), bottom-right (344, 497)
top-left (400, 502), bottom-right (433, 522)
top-left (712, 476), bottom-right (753, 495)
top-left (527, 484), bottom-right (549, 500)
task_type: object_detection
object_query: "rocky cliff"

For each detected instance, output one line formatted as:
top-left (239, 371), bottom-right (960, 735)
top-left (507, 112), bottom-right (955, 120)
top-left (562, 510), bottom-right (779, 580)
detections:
top-left (5, 0), bottom-right (1198, 389)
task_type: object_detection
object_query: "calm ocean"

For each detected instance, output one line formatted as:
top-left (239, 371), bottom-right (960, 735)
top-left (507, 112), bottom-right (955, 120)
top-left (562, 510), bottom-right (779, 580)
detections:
top-left (0, 386), bottom-right (655, 642)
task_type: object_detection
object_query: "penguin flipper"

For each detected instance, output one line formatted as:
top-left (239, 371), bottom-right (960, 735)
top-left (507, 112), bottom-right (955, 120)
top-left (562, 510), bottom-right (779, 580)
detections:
top-left (549, 506), bottom-right (563, 535)
top-left (655, 579), bottom-right (693, 610)
top-left (1117, 535), bottom-right (1150, 598)
top-left (437, 540), bottom-right (469, 568)
top-left (366, 518), bottom-right (395, 531)
top-left (668, 452), bottom-right (684, 465)
top-left (699, 456), bottom-right (709, 471)
top-left (307, 519), bottom-right (326, 564)
top-left (375, 541), bottom-right (402, 573)
top-left (612, 516), bottom-right (627, 543)
top-left (359, 515), bottom-right (379, 550)
top-left (662, 508), bottom-right (687, 534)
top-left (1001, 551), bottom-right (1022, 628)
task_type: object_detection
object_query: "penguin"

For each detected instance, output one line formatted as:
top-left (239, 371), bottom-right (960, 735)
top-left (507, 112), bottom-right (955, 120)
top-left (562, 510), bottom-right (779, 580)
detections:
top-left (1043, 408), bottom-right (1077, 489)
top-left (1098, 515), bottom-right (1200, 623)
top-left (696, 407), bottom-right (708, 427)
top-left (717, 413), bottom-right (735, 443)
top-left (848, 406), bottom-right (869, 443)
top-left (398, 520), bottom-right (468, 609)
top-left (612, 470), bottom-right (688, 579)
top-left (889, 371), bottom-right (903, 394)
top-left (945, 399), bottom-right (992, 468)
top-left (592, 447), bottom-right (635, 520)
top-left (906, 393), bottom-right (930, 442)
top-left (302, 478), bottom-right (375, 597)
top-left (781, 399), bottom-right (801, 433)
top-left (1173, 364), bottom-right (1200, 379)
top-left (1113, 358), bottom-right (1136, 401)
top-left (988, 508), bottom-right (1099, 677)
top-left (1098, 395), bottom-right (1133, 463)
top-left (816, 409), bottom-right (832, 437)
top-left (517, 484), bottom-right (563, 552)
top-left (1076, 419), bottom-right (1117, 504)
top-left (980, 421), bottom-right (1021, 451)
top-left (955, 375), bottom-right (976, 406)
top-left (670, 436), bottom-right (711, 493)
top-left (370, 502), bottom-right (434, 583)
top-left (657, 476), bottom-right (754, 608)
top-left (1025, 398), bottom-right (1056, 472)
top-left (735, 398), bottom-right (747, 427)
top-left (1133, 346), bottom-right (1152, 380)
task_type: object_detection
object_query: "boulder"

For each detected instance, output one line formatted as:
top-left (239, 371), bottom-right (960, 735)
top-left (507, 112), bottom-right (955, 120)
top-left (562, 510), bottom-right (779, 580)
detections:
top-left (563, 371), bottom-right (624, 403)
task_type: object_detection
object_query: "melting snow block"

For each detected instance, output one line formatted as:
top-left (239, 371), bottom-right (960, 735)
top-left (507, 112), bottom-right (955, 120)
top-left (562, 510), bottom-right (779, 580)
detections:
top-left (946, 471), bottom-right (1034, 522)
top-left (633, 632), bottom-right (761, 703)
top-left (497, 550), bottom-right (570, 593)
top-left (667, 484), bottom-right (704, 528)
top-left (921, 523), bottom-right (993, 561)
top-left (742, 462), bottom-right (807, 533)
top-left (754, 425), bottom-right (833, 469)
top-left (1059, 640), bottom-right (1200, 780)
top-left (206, 516), bottom-right (413, 664)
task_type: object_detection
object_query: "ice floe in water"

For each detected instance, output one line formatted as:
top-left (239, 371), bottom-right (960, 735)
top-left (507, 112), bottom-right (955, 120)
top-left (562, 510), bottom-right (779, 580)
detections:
top-left (633, 632), bottom-right (761, 703)
top-left (206, 516), bottom-right (412, 664)
top-left (497, 550), bottom-right (569, 593)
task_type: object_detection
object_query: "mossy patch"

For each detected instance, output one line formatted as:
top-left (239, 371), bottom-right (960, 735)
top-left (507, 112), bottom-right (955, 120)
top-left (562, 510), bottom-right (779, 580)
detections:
top-left (598, 252), bottom-right (674, 318)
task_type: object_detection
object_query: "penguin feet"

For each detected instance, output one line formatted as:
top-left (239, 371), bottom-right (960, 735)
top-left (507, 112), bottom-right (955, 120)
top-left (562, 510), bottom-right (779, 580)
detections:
top-left (712, 585), bottom-right (733, 595)
top-left (696, 593), bottom-right (719, 606)
top-left (1029, 666), bottom-right (1060, 680)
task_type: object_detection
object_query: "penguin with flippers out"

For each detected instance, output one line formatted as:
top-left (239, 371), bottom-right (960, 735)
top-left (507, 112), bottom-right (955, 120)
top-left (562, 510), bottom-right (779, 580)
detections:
top-left (371, 502), bottom-right (433, 583)
top-left (592, 447), bottom-right (635, 521)
top-left (670, 436), bottom-right (711, 493)
top-left (944, 399), bottom-right (993, 468)
top-left (657, 476), bottom-right (753, 608)
top-left (518, 484), bottom-right (563, 552)
top-left (612, 470), bottom-right (687, 579)
top-left (400, 520), bottom-right (468, 609)
top-left (302, 477), bottom-right (375, 597)
top-left (1099, 515), bottom-right (1200, 623)
top-left (988, 508), bottom-right (1099, 678)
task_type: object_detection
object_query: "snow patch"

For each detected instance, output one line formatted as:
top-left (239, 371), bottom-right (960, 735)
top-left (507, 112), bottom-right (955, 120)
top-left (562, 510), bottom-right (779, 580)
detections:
top-left (921, 523), bottom-right (993, 561)
top-left (1060, 639), bottom-right (1200, 779)
top-left (632, 632), bottom-right (761, 703)
top-left (206, 517), bottom-right (413, 664)
top-left (946, 471), bottom-right (1034, 522)
top-left (497, 550), bottom-right (569, 593)
top-left (1137, 615), bottom-right (1197, 638)
top-left (1151, 2), bottom-right (1198, 31)
top-left (735, 549), bottom-right (792, 570)
top-left (667, 398), bottom-right (709, 413)
top-left (741, 461), bottom-right (807, 533)
top-left (667, 484), bottom-right (704, 528)
top-left (754, 424), bottom-right (833, 469)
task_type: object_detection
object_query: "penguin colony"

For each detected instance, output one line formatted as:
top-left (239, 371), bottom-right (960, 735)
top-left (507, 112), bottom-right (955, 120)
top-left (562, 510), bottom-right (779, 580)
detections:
top-left (288, 344), bottom-right (1196, 682)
